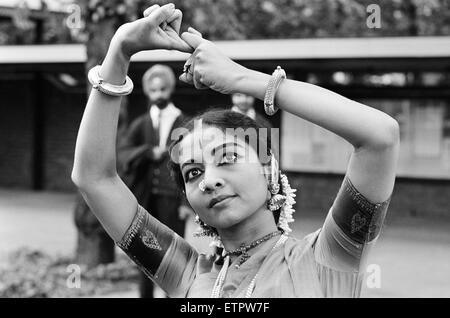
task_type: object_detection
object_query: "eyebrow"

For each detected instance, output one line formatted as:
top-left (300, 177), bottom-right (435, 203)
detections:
top-left (211, 142), bottom-right (243, 156)
top-left (180, 159), bottom-right (200, 171)
top-left (180, 142), bottom-right (244, 170)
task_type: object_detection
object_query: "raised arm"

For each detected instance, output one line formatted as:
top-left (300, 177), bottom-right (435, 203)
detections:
top-left (180, 33), bottom-right (399, 204)
top-left (236, 72), bottom-right (399, 203)
top-left (71, 35), bottom-right (135, 242)
top-left (71, 4), bottom-right (192, 242)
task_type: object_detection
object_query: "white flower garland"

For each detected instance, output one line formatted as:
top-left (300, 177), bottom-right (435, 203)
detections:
top-left (277, 173), bottom-right (297, 234)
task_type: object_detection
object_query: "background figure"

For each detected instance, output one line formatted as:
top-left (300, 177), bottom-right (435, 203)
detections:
top-left (118, 65), bottom-right (187, 298)
top-left (231, 93), bottom-right (279, 159)
top-left (231, 93), bottom-right (273, 128)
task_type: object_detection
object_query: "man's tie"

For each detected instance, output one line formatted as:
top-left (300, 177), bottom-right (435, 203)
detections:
top-left (153, 110), bottom-right (162, 147)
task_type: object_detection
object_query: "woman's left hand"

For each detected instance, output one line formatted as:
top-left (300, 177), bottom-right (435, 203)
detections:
top-left (179, 29), bottom-right (247, 94)
top-left (112, 3), bottom-right (192, 59)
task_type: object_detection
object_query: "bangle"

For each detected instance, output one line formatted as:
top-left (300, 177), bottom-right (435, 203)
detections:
top-left (264, 66), bottom-right (286, 116)
top-left (88, 65), bottom-right (134, 96)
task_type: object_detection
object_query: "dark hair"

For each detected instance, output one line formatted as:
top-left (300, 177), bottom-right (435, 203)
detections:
top-left (167, 109), bottom-right (280, 223)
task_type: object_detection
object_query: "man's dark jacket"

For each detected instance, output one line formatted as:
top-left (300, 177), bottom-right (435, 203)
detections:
top-left (118, 111), bottom-right (186, 207)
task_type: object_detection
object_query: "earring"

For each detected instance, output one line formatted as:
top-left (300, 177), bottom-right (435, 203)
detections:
top-left (268, 153), bottom-right (280, 195)
top-left (193, 214), bottom-right (218, 238)
top-left (267, 153), bottom-right (286, 211)
top-left (268, 193), bottom-right (286, 211)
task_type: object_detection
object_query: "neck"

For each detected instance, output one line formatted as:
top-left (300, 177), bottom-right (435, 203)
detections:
top-left (150, 101), bottom-right (171, 110)
top-left (217, 205), bottom-right (278, 252)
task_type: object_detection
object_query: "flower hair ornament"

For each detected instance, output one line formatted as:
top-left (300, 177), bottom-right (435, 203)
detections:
top-left (193, 152), bottom-right (297, 246)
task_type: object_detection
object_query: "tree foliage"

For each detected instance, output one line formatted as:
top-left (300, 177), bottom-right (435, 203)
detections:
top-left (1, 0), bottom-right (450, 45)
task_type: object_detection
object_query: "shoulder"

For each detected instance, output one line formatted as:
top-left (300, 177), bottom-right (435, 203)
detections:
top-left (254, 112), bottom-right (273, 128)
top-left (175, 112), bottom-right (185, 123)
top-left (172, 112), bottom-right (187, 127)
top-left (282, 230), bottom-right (321, 260)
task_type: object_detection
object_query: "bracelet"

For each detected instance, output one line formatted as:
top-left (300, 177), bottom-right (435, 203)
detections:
top-left (264, 66), bottom-right (286, 116)
top-left (88, 65), bottom-right (134, 97)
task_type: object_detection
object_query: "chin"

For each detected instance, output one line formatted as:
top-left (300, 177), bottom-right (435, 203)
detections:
top-left (206, 207), bottom-right (249, 230)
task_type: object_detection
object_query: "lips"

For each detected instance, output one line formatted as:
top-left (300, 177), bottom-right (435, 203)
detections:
top-left (208, 195), bottom-right (237, 208)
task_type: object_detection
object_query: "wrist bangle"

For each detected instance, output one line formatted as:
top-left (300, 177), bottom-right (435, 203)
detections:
top-left (88, 65), bottom-right (134, 96)
top-left (264, 66), bottom-right (286, 116)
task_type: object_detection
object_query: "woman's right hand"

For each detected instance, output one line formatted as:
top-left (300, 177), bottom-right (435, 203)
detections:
top-left (179, 29), bottom-right (248, 95)
top-left (112, 3), bottom-right (192, 59)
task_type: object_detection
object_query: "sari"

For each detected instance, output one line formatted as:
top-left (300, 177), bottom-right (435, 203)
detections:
top-left (117, 176), bottom-right (390, 298)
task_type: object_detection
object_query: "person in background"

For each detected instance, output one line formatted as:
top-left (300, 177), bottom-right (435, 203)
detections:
top-left (231, 92), bottom-right (272, 128)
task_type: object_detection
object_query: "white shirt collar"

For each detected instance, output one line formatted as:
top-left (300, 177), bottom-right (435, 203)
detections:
top-left (149, 103), bottom-right (181, 147)
top-left (231, 105), bottom-right (256, 120)
top-left (150, 102), bottom-right (180, 118)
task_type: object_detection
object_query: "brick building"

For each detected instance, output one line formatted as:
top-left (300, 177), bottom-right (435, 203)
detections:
top-left (0, 37), bottom-right (449, 219)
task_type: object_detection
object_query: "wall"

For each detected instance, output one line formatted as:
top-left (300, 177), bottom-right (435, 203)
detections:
top-left (0, 76), bottom-right (34, 188)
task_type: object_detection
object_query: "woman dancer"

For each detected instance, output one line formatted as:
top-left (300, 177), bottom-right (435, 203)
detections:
top-left (72, 3), bottom-right (399, 297)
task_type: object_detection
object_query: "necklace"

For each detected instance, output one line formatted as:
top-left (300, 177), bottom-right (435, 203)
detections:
top-left (244, 234), bottom-right (288, 298)
top-left (225, 230), bottom-right (283, 269)
top-left (211, 233), bottom-right (288, 298)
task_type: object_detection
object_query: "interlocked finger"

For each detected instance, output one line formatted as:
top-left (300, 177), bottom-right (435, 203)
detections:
top-left (187, 27), bottom-right (203, 37)
top-left (143, 4), bottom-right (169, 29)
top-left (143, 4), bottom-right (159, 17)
top-left (167, 9), bottom-right (183, 34)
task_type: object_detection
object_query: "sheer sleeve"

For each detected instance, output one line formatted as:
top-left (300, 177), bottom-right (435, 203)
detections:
top-left (116, 205), bottom-right (198, 298)
top-left (311, 176), bottom-right (391, 297)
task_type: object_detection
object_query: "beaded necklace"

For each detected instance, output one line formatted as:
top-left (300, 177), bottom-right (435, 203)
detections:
top-left (224, 230), bottom-right (283, 269)
top-left (211, 232), bottom-right (288, 298)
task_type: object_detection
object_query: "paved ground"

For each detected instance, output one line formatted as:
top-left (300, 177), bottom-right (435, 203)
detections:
top-left (1, 188), bottom-right (449, 298)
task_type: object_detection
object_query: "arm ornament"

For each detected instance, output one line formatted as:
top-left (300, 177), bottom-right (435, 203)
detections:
top-left (331, 177), bottom-right (391, 244)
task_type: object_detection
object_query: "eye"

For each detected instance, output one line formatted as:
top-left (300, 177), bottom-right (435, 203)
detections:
top-left (185, 168), bottom-right (203, 182)
top-left (218, 152), bottom-right (238, 165)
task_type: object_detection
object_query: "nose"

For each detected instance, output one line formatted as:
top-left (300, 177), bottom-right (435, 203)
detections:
top-left (201, 167), bottom-right (225, 193)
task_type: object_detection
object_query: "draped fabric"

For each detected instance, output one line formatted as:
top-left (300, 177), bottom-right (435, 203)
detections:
top-left (117, 176), bottom-right (391, 298)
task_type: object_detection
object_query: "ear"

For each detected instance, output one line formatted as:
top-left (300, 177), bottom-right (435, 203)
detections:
top-left (266, 187), bottom-right (272, 201)
top-left (261, 163), bottom-right (272, 202)
top-left (262, 163), bottom-right (271, 182)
